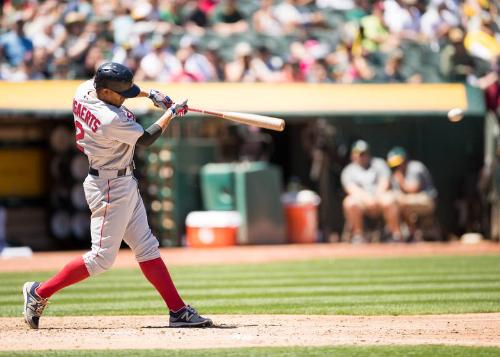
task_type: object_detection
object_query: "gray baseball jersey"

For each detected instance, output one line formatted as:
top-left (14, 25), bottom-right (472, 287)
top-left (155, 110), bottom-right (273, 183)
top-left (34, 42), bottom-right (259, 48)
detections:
top-left (73, 80), bottom-right (160, 276)
top-left (391, 160), bottom-right (437, 198)
top-left (341, 157), bottom-right (391, 194)
top-left (73, 80), bottom-right (144, 170)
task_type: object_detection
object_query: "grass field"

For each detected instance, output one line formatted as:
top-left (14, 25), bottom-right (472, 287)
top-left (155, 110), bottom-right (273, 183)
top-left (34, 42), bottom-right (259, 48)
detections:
top-left (1, 255), bottom-right (500, 317)
top-left (2, 345), bottom-right (500, 357)
top-left (2, 254), bottom-right (500, 356)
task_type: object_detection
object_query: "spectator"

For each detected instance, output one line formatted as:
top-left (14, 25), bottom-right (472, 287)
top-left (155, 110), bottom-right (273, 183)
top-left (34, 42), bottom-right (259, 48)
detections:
top-left (252, 0), bottom-right (284, 36)
top-left (0, 0), bottom-right (497, 86)
top-left (130, 33), bottom-right (151, 60)
top-left (176, 36), bottom-right (218, 82)
top-left (386, 147), bottom-right (437, 240)
top-left (225, 42), bottom-right (256, 82)
top-left (212, 0), bottom-right (248, 36)
top-left (272, 0), bottom-right (323, 34)
top-left (139, 36), bottom-right (181, 82)
top-left (252, 45), bottom-right (285, 82)
top-left (282, 60), bottom-right (305, 82)
top-left (172, 47), bottom-right (203, 82)
top-left (464, 20), bottom-right (500, 63)
top-left (30, 17), bottom-right (67, 56)
top-left (185, 1), bottom-right (214, 36)
top-left (341, 140), bottom-right (403, 243)
top-left (0, 17), bottom-right (33, 67)
top-left (203, 44), bottom-right (225, 81)
top-left (360, 2), bottom-right (392, 53)
top-left (317, 0), bottom-right (355, 12)
top-left (380, 50), bottom-right (406, 82)
top-left (385, 0), bottom-right (425, 43)
top-left (31, 47), bottom-right (50, 79)
top-left (421, 2), bottom-right (460, 46)
top-left (307, 58), bottom-right (333, 83)
top-left (440, 27), bottom-right (475, 82)
top-left (111, 3), bottom-right (134, 45)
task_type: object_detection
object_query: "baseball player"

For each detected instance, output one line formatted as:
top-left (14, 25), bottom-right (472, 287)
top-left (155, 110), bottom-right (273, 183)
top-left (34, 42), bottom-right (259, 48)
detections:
top-left (22, 62), bottom-right (212, 329)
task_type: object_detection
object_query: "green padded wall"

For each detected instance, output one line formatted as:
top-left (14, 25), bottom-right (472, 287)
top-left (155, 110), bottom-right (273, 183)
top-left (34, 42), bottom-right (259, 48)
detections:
top-left (200, 163), bottom-right (236, 211)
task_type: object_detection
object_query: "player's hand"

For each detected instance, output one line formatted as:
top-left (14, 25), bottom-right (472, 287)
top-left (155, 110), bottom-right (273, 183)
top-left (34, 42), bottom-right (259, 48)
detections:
top-left (170, 99), bottom-right (188, 117)
top-left (148, 89), bottom-right (173, 110)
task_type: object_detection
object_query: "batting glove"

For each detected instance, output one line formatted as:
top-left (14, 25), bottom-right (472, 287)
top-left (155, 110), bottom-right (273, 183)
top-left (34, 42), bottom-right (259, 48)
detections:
top-left (170, 99), bottom-right (188, 117)
top-left (148, 89), bottom-right (173, 110)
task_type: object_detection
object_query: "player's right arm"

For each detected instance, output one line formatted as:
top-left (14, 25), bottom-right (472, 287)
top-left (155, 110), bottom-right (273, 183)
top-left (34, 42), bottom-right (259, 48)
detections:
top-left (135, 100), bottom-right (188, 148)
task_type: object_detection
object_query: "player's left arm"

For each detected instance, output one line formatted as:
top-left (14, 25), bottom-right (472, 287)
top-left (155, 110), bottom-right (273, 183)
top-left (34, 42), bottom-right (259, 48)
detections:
top-left (397, 165), bottom-right (421, 193)
top-left (135, 100), bottom-right (188, 148)
top-left (136, 89), bottom-right (173, 111)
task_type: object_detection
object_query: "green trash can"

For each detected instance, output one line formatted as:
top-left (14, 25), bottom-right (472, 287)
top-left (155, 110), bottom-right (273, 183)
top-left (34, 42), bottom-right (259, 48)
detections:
top-left (200, 161), bottom-right (285, 244)
top-left (200, 163), bottom-right (237, 211)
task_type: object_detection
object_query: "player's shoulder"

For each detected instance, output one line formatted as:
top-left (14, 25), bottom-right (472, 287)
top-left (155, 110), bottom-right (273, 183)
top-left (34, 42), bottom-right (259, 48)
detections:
top-left (97, 104), bottom-right (122, 125)
top-left (100, 104), bottom-right (138, 126)
top-left (371, 157), bottom-right (388, 168)
top-left (75, 80), bottom-right (94, 99)
top-left (408, 160), bottom-right (426, 172)
top-left (342, 162), bottom-right (357, 175)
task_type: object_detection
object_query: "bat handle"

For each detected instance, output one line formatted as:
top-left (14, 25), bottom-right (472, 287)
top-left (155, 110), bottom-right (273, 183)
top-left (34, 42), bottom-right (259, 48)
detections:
top-left (189, 107), bottom-right (203, 113)
top-left (189, 107), bottom-right (224, 118)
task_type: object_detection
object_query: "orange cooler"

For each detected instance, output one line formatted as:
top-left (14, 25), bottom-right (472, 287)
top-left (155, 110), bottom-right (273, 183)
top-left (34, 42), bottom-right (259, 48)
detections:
top-left (186, 211), bottom-right (241, 247)
top-left (282, 190), bottom-right (321, 244)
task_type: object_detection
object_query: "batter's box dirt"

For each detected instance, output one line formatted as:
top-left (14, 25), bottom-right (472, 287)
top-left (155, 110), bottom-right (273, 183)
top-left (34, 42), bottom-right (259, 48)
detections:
top-left (1, 314), bottom-right (499, 351)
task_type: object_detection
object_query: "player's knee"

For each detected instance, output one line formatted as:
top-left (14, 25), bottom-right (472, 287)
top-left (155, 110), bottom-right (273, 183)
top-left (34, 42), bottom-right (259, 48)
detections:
top-left (133, 236), bottom-right (160, 263)
top-left (343, 196), bottom-right (360, 210)
top-left (96, 254), bottom-right (115, 272)
top-left (83, 251), bottom-right (117, 276)
top-left (379, 192), bottom-right (396, 208)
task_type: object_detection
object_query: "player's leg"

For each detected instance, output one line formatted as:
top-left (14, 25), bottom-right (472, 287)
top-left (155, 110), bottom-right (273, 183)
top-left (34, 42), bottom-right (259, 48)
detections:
top-left (123, 186), bottom-right (212, 327)
top-left (378, 191), bottom-right (403, 241)
top-left (398, 193), bottom-right (435, 239)
top-left (23, 177), bottom-right (133, 329)
top-left (343, 195), bottom-right (365, 241)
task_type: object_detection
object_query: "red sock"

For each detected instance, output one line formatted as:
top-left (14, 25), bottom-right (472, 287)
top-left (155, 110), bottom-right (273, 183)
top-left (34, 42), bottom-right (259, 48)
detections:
top-left (36, 256), bottom-right (90, 299)
top-left (139, 257), bottom-right (185, 312)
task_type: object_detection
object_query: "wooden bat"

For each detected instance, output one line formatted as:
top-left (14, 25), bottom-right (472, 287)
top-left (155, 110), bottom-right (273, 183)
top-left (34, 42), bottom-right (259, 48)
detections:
top-left (189, 107), bottom-right (285, 132)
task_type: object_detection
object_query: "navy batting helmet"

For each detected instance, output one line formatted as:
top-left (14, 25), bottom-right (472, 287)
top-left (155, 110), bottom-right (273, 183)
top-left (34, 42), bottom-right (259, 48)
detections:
top-left (94, 62), bottom-right (140, 98)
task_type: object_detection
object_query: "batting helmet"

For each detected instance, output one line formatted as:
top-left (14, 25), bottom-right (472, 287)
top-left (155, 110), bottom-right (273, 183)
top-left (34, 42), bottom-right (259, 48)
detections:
top-left (94, 62), bottom-right (140, 98)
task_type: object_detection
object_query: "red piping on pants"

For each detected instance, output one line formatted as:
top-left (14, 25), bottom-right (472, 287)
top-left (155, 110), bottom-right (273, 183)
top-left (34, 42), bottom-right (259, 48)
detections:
top-left (95, 179), bottom-right (110, 257)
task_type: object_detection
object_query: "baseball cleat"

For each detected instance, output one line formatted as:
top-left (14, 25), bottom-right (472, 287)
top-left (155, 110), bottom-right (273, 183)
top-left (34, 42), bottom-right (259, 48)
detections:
top-left (22, 282), bottom-right (48, 329)
top-left (169, 305), bottom-right (213, 328)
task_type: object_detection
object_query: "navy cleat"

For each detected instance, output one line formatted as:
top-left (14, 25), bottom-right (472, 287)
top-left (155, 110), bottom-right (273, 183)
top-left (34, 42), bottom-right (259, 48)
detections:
top-left (22, 282), bottom-right (48, 329)
top-left (169, 305), bottom-right (213, 328)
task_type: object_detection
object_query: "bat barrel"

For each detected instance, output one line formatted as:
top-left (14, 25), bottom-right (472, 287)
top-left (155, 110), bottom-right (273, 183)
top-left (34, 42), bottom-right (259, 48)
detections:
top-left (189, 107), bottom-right (285, 132)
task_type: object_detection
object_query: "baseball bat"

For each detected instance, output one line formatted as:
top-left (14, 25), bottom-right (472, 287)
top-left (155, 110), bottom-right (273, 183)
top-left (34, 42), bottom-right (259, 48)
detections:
top-left (189, 107), bottom-right (285, 132)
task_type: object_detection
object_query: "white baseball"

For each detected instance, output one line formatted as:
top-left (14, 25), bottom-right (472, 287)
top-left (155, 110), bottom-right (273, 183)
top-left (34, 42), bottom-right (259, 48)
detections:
top-left (447, 108), bottom-right (464, 122)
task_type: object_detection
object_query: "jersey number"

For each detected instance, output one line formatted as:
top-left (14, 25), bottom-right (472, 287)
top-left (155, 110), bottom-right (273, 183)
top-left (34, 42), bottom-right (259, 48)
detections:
top-left (75, 121), bottom-right (84, 153)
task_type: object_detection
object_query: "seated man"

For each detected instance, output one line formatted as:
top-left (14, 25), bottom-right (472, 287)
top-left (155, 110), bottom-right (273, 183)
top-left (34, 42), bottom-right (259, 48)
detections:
top-left (341, 140), bottom-right (402, 243)
top-left (387, 147), bottom-right (437, 239)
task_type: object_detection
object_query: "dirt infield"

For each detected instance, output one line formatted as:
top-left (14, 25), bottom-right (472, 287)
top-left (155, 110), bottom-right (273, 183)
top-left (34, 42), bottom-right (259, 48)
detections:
top-left (1, 314), bottom-right (499, 351)
top-left (2, 242), bottom-right (499, 351)
top-left (1, 241), bottom-right (500, 272)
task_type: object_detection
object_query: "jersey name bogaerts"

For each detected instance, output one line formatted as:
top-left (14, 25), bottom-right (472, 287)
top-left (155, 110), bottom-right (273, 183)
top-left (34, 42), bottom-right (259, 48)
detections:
top-left (72, 80), bottom-right (144, 170)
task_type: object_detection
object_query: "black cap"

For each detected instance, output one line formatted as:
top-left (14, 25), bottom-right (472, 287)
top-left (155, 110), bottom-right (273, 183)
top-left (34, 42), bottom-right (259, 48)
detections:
top-left (94, 62), bottom-right (140, 98)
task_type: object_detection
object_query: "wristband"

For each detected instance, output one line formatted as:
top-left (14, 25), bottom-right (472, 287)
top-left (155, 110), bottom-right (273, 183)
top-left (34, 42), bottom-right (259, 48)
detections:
top-left (170, 106), bottom-right (177, 117)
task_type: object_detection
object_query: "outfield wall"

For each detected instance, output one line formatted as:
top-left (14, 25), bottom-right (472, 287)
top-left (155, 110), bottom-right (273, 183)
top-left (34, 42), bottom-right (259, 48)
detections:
top-left (0, 82), bottom-right (494, 249)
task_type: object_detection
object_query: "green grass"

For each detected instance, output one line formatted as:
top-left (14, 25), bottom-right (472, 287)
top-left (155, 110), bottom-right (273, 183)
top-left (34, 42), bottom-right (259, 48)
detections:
top-left (1, 255), bottom-right (500, 316)
top-left (2, 346), bottom-right (500, 357)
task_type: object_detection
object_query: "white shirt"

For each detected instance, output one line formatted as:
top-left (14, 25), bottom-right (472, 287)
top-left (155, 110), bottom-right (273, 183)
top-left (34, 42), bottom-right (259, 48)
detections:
top-left (73, 80), bottom-right (144, 170)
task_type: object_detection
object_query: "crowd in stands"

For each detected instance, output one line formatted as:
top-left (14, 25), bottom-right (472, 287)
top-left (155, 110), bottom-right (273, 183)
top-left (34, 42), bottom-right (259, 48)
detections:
top-left (0, 1), bottom-right (498, 98)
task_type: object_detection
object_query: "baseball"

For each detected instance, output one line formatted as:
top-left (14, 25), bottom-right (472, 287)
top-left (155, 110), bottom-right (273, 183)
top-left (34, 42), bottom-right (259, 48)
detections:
top-left (447, 108), bottom-right (464, 122)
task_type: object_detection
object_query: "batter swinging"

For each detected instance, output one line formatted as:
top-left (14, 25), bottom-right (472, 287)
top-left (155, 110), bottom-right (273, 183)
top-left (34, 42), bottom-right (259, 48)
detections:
top-left (22, 62), bottom-right (212, 329)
